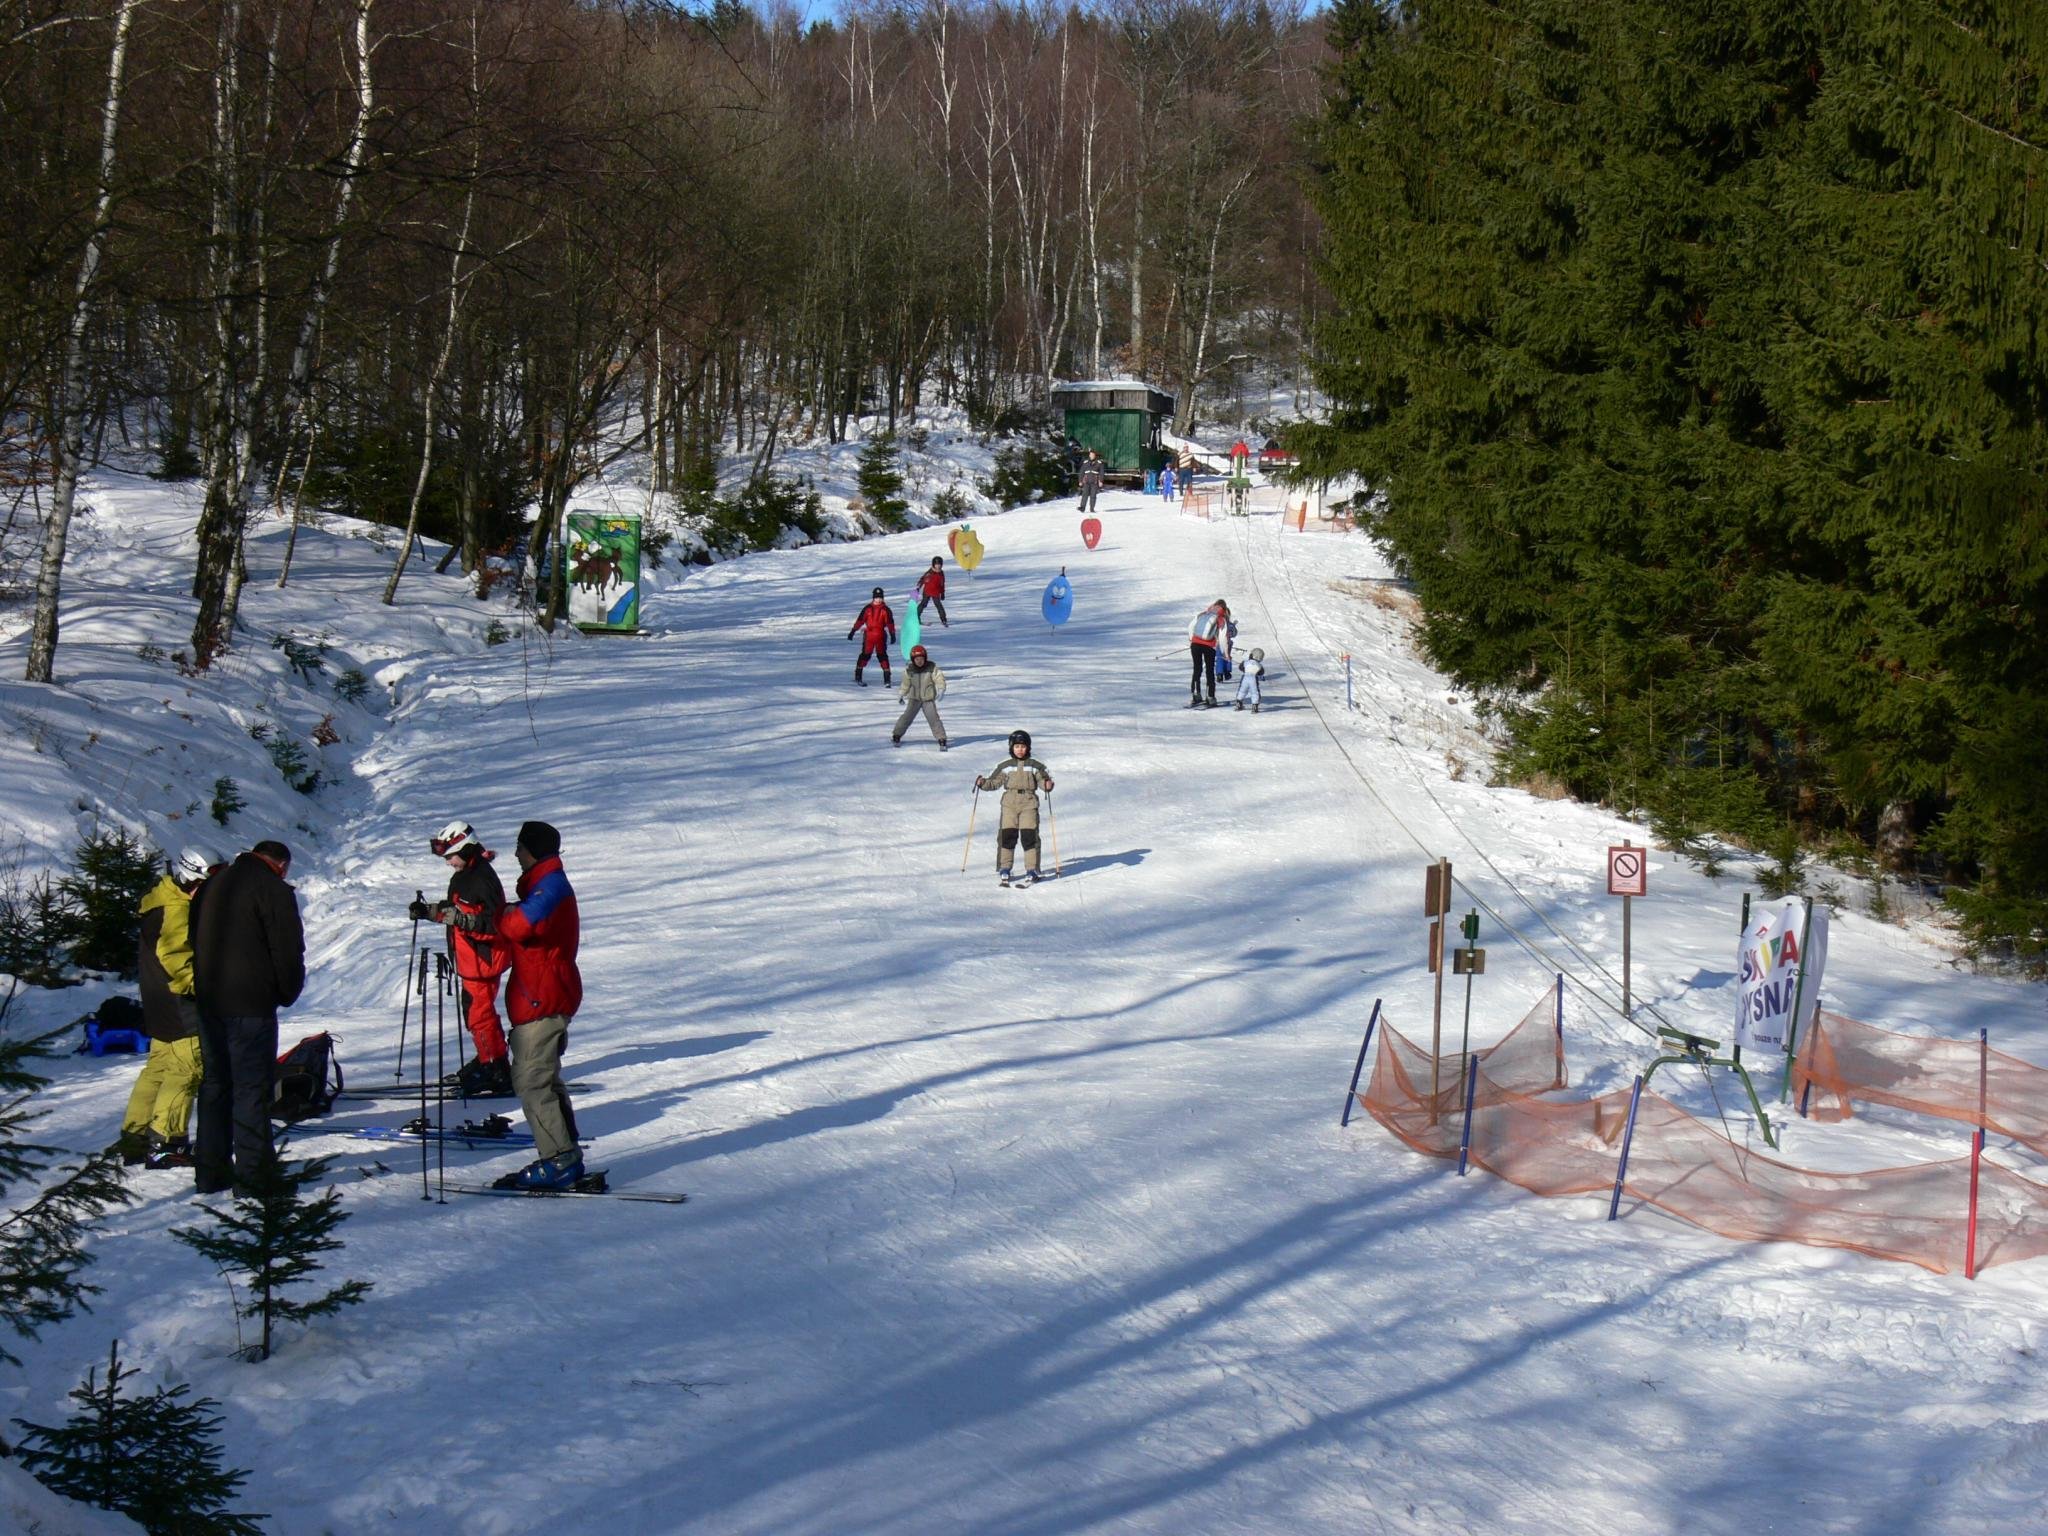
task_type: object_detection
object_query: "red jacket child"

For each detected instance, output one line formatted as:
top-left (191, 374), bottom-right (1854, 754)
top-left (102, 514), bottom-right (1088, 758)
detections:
top-left (848, 587), bottom-right (897, 684)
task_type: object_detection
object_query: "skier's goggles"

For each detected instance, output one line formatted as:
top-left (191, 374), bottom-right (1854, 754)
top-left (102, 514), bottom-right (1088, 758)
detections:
top-left (430, 832), bottom-right (473, 857)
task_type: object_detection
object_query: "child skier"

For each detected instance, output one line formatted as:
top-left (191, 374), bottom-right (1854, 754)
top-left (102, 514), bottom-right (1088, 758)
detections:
top-left (1235, 647), bottom-right (1266, 712)
top-left (916, 557), bottom-right (949, 627)
top-left (1217, 615), bottom-right (1239, 683)
top-left (892, 644), bottom-right (949, 748)
top-left (975, 730), bottom-right (1055, 887)
top-left (847, 585), bottom-right (896, 686)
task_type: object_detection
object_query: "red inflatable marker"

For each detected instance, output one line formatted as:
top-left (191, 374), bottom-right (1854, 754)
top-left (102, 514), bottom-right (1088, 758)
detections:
top-left (1080, 516), bottom-right (1102, 550)
top-left (948, 528), bottom-right (960, 555)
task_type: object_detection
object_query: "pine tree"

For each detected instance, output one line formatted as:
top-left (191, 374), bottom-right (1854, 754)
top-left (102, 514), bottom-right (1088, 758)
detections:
top-left (11, 1338), bottom-right (265, 1536)
top-left (0, 1004), bottom-right (133, 1369)
top-left (172, 1155), bottom-right (370, 1363)
top-left (855, 433), bottom-right (910, 530)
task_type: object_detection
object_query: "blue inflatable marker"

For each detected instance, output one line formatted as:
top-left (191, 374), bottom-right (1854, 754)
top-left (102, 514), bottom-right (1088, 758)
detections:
top-left (1042, 569), bottom-right (1074, 630)
top-left (901, 597), bottom-right (922, 657)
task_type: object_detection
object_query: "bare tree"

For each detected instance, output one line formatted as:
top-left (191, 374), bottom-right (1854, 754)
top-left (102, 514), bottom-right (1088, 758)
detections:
top-left (24, 0), bottom-right (141, 685)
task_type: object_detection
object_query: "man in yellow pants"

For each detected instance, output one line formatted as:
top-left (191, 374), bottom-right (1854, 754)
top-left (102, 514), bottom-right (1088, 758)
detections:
top-left (118, 846), bottom-right (221, 1168)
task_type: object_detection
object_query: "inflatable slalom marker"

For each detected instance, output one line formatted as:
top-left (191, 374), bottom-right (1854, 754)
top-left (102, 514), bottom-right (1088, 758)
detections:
top-left (1081, 516), bottom-right (1102, 550)
top-left (955, 526), bottom-right (985, 572)
top-left (1042, 569), bottom-right (1074, 629)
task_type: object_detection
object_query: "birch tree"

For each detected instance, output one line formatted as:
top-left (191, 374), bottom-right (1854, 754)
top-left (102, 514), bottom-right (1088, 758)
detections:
top-left (23, 0), bottom-right (141, 685)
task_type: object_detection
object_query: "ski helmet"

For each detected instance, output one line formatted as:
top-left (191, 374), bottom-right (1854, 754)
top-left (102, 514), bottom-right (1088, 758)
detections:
top-left (1008, 729), bottom-right (1031, 753)
top-left (872, 586), bottom-right (885, 599)
top-left (430, 820), bottom-right (479, 859)
top-left (1250, 647), bottom-right (1265, 663)
top-left (173, 846), bottom-right (221, 885)
top-left (930, 556), bottom-right (943, 567)
top-left (910, 644), bottom-right (929, 662)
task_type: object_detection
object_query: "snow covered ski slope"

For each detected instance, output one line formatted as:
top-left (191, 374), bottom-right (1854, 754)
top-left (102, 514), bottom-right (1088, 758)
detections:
top-left (8, 481), bottom-right (2048, 1534)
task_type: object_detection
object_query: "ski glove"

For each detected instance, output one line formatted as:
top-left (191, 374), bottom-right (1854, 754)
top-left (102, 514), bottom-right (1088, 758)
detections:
top-left (407, 898), bottom-right (432, 921)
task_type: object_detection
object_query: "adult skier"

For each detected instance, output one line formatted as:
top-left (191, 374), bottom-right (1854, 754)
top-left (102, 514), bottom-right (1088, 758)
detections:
top-left (409, 821), bottom-right (511, 1096)
top-left (118, 846), bottom-right (221, 1168)
top-left (915, 557), bottom-right (949, 627)
top-left (1188, 598), bottom-right (1229, 707)
top-left (975, 730), bottom-right (1055, 886)
top-left (441, 820), bottom-right (585, 1190)
top-left (892, 644), bottom-right (950, 748)
top-left (1077, 450), bottom-right (1104, 515)
top-left (848, 585), bottom-right (897, 686)
top-left (191, 840), bottom-right (305, 1195)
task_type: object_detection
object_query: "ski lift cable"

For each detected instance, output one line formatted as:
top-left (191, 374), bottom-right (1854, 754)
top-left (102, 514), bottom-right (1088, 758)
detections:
top-left (1229, 507), bottom-right (1663, 1044)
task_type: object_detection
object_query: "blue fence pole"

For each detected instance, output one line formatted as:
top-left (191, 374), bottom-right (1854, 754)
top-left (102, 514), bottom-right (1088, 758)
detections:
top-left (1608, 1075), bottom-right (1645, 1220)
top-left (1344, 653), bottom-right (1353, 711)
top-left (1340, 1000), bottom-right (1382, 1127)
top-left (1456, 1054), bottom-right (1480, 1176)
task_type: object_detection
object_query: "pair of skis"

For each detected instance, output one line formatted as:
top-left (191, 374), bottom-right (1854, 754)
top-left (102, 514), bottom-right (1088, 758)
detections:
top-left (351, 1158), bottom-right (686, 1205)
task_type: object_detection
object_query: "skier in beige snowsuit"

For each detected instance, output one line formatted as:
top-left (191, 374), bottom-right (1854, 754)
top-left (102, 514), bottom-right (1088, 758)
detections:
top-left (975, 729), bottom-right (1055, 886)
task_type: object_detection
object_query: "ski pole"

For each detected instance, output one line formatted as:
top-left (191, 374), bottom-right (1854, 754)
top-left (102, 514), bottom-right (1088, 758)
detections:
top-left (416, 946), bottom-right (430, 1200)
top-left (395, 891), bottom-right (423, 1080)
top-left (1046, 790), bottom-right (1062, 876)
top-left (434, 953), bottom-right (448, 1203)
top-left (960, 785), bottom-right (982, 873)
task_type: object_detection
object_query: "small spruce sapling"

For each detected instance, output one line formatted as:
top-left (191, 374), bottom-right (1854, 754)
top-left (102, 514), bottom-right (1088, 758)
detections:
top-left (0, 997), bottom-right (133, 1368)
top-left (10, 1338), bottom-right (265, 1535)
top-left (58, 828), bottom-right (160, 976)
top-left (173, 1155), bottom-right (370, 1362)
top-left (855, 433), bottom-right (911, 530)
top-left (210, 777), bottom-right (246, 826)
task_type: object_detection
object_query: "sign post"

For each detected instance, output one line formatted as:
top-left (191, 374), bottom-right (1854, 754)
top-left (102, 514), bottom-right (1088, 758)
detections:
top-left (1425, 858), bottom-right (1452, 1115)
top-left (1452, 910), bottom-right (1485, 1075)
top-left (1607, 842), bottom-right (1647, 1016)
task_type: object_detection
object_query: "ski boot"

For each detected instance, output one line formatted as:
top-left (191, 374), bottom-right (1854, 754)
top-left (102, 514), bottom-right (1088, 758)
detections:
top-left (1235, 700), bottom-right (1244, 711)
top-left (494, 1156), bottom-right (585, 1191)
top-left (145, 1137), bottom-right (195, 1170)
top-left (891, 736), bottom-right (903, 747)
top-left (998, 868), bottom-right (1011, 888)
top-left (939, 741), bottom-right (949, 751)
top-left (1188, 694), bottom-right (1202, 709)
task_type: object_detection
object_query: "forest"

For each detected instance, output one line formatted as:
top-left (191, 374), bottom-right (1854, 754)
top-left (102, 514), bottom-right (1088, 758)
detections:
top-left (1304, 0), bottom-right (2048, 958)
top-left (1, 0), bottom-right (1320, 653)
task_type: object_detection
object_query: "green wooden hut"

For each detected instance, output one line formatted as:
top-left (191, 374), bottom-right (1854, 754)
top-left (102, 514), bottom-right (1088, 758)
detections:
top-left (1051, 379), bottom-right (1175, 483)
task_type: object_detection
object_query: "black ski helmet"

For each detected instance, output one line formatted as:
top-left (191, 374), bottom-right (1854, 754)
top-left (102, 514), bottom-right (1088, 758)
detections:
top-left (1009, 729), bottom-right (1031, 753)
top-left (872, 586), bottom-right (885, 599)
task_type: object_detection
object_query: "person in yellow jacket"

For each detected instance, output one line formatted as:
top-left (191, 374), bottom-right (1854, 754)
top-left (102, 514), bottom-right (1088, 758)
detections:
top-left (118, 846), bottom-right (221, 1168)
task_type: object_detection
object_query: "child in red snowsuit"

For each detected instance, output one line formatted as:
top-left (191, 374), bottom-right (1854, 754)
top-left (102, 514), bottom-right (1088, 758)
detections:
top-left (848, 587), bottom-right (896, 685)
top-left (916, 558), bottom-right (948, 627)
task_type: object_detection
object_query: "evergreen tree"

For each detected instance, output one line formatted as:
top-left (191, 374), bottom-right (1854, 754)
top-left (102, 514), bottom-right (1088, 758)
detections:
top-left (1304, 0), bottom-right (2048, 955)
top-left (172, 1156), bottom-right (370, 1363)
top-left (855, 433), bottom-right (911, 530)
top-left (11, 1338), bottom-right (265, 1536)
top-left (59, 827), bottom-right (160, 976)
top-left (0, 1002), bottom-right (133, 1369)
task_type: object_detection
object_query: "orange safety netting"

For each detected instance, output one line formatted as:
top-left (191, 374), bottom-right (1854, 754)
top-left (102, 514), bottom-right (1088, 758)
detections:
top-left (1796, 1011), bottom-right (2048, 1156)
top-left (1354, 994), bottom-right (2048, 1275)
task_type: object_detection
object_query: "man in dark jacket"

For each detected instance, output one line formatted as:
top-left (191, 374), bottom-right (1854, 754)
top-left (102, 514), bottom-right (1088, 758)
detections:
top-left (411, 820), bottom-right (511, 1096)
top-left (191, 840), bottom-right (305, 1193)
top-left (442, 820), bottom-right (584, 1190)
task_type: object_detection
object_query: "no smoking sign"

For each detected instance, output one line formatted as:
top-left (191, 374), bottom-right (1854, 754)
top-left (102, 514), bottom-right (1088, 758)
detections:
top-left (1607, 845), bottom-right (1648, 898)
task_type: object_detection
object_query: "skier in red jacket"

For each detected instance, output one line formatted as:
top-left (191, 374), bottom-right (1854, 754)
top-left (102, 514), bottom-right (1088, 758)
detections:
top-left (418, 820), bottom-right (512, 1097)
top-left (443, 818), bottom-right (584, 1190)
top-left (915, 558), bottom-right (949, 627)
top-left (848, 586), bottom-right (896, 686)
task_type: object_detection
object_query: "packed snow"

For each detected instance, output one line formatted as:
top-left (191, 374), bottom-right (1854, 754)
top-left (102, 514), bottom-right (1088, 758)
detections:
top-left (1, 464), bottom-right (2044, 1534)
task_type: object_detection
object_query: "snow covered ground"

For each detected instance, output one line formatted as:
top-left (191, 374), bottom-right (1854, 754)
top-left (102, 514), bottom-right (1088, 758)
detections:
top-left (2, 474), bottom-right (2045, 1534)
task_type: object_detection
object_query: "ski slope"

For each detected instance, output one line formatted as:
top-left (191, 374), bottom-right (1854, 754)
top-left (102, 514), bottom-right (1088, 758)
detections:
top-left (6, 479), bottom-right (2047, 1535)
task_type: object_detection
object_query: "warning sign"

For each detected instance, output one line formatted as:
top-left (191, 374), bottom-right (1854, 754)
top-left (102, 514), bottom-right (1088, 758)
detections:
top-left (1607, 846), bottom-right (1647, 898)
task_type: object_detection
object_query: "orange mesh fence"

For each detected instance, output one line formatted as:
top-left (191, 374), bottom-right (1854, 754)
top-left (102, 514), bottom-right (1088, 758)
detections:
top-left (1796, 1012), bottom-right (2047, 1156)
top-left (1352, 995), bottom-right (2048, 1274)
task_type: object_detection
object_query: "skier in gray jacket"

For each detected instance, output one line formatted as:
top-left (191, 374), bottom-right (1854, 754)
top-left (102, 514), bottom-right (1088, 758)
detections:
top-left (891, 645), bottom-right (949, 748)
top-left (975, 729), bottom-right (1054, 886)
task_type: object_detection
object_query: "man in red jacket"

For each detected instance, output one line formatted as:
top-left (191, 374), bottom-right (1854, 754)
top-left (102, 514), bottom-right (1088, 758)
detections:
top-left (915, 557), bottom-right (948, 627)
top-left (847, 586), bottom-right (896, 686)
top-left (445, 818), bottom-right (584, 1190)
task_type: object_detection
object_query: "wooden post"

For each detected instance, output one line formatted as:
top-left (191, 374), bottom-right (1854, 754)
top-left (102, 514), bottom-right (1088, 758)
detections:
top-left (1621, 839), bottom-right (1634, 1018)
top-left (1429, 857), bottom-right (1451, 1115)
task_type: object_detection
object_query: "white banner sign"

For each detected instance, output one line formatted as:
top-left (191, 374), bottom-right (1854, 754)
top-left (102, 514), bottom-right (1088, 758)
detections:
top-left (1735, 900), bottom-right (1829, 1053)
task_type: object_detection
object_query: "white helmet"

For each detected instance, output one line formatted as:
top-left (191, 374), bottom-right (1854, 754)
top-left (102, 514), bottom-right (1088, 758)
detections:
top-left (430, 820), bottom-right (479, 859)
top-left (173, 846), bottom-right (221, 884)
